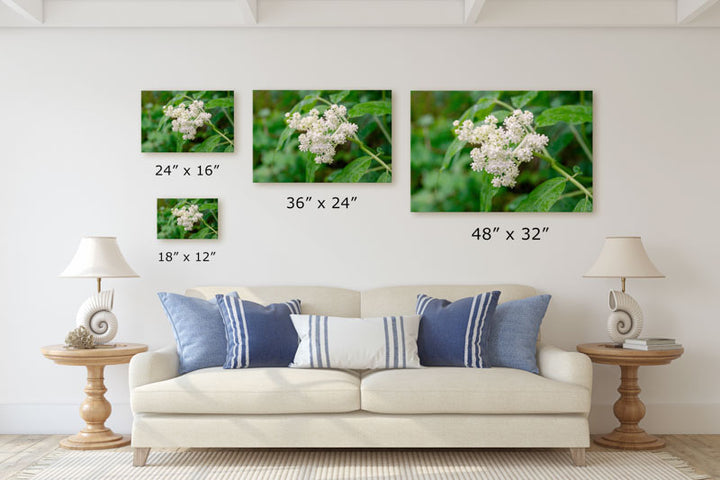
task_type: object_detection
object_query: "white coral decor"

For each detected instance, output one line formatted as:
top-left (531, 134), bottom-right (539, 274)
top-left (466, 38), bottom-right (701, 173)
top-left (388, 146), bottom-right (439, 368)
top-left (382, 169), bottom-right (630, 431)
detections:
top-left (453, 109), bottom-right (549, 188)
top-left (285, 105), bottom-right (359, 164)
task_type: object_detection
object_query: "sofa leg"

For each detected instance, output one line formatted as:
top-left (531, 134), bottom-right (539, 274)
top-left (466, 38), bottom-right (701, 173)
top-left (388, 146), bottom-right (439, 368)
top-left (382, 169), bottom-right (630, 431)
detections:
top-left (569, 448), bottom-right (586, 466)
top-left (133, 447), bottom-right (150, 467)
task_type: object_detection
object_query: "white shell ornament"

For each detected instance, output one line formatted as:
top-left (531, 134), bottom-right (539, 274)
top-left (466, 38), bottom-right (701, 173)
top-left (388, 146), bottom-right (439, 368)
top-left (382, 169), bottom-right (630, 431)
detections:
top-left (606, 290), bottom-right (644, 344)
top-left (76, 290), bottom-right (117, 344)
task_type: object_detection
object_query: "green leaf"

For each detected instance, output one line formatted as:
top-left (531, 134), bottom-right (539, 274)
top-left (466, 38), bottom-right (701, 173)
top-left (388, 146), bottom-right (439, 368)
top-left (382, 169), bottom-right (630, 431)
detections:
top-left (332, 156), bottom-right (372, 183)
top-left (441, 138), bottom-right (467, 170)
top-left (573, 197), bottom-right (593, 212)
top-left (511, 91), bottom-right (538, 109)
top-left (224, 144), bottom-right (234, 152)
top-left (477, 171), bottom-right (499, 212)
top-left (459, 96), bottom-right (497, 124)
top-left (290, 95), bottom-right (318, 115)
top-left (329, 90), bottom-right (350, 104)
top-left (377, 171), bottom-right (391, 183)
top-left (305, 156), bottom-right (320, 183)
top-left (347, 101), bottom-right (392, 118)
top-left (193, 135), bottom-right (223, 152)
top-left (535, 105), bottom-right (593, 128)
top-left (205, 97), bottom-right (234, 109)
top-left (515, 178), bottom-right (567, 212)
top-left (276, 126), bottom-right (295, 151)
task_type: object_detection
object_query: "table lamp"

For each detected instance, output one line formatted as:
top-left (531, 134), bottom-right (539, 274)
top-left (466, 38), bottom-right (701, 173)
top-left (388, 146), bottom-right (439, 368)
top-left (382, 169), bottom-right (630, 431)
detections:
top-left (60, 236), bottom-right (139, 345)
top-left (583, 236), bottom-right (664, 344)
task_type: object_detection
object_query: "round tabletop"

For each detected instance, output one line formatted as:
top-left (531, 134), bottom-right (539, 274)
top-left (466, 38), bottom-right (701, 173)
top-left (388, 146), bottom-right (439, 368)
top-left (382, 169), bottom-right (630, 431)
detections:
top-left (577, 342), bottom-right (683, 366)
top-left (40, 343), bottom-right (148, 366)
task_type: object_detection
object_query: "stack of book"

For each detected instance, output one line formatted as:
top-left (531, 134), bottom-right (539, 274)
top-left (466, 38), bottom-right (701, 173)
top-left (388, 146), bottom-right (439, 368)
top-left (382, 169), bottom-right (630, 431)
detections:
top-left (623, 338), bottom-right (682, 350)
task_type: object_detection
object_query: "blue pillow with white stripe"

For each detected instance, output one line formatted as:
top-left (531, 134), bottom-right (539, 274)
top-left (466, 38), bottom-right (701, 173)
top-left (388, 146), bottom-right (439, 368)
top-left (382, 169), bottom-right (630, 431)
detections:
top-left (416, 291), bottom-right (501, 367)
top-left (215, 295), bottom-right (301, 368)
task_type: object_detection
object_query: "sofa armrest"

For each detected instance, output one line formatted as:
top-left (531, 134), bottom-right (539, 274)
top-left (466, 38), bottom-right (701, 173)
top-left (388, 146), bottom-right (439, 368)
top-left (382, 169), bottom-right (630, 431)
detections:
top-left (129, 345), bottom-right (179, 390)
top-left (536, 343), bottom-right (593, 392)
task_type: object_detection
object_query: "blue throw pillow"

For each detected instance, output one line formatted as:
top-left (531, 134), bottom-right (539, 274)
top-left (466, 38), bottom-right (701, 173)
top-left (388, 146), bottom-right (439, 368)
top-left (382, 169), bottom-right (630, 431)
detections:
top-left (416, 291), bottom-right (500, 367)
top-left (216, 295), bottom-right (301, 368)
top-left (157, 292), bottom-right (229, 375)
top-left (486, 295), bottom-right (551, 374)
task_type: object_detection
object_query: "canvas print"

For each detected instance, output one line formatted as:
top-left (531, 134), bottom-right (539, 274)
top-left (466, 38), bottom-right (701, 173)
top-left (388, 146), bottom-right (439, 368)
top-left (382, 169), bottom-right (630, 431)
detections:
top-left (157, 198), bottom-right (218, 239)
top-left (142, 91), bottom-right (234, 153)
top-left (253, 90), bottom-right (392, 183)
top-left (411, 91), bottom-right (593, 212)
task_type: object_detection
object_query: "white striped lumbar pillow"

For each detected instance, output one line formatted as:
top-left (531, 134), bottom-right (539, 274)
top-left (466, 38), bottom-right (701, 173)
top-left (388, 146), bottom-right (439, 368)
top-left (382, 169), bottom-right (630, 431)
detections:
top-left (289, 314), bottom-right (421, 369)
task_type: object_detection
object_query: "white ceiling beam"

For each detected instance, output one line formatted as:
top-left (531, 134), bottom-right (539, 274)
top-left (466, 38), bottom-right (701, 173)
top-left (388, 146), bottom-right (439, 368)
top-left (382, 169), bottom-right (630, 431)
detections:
top-left (259, 0), bottom-right (461, 26)
top-left (238, 0), bottom-right (257, 24)
top-left (677, 0), bottom-right (720, 23)
top-left (476, 0), bottom-right (676, 26)
top-left (1, 0), bottom-right (43, 24)
top-left (37, 0), bottom-right (257, 27)
top-left (464, 0), bottom-right (487, 24)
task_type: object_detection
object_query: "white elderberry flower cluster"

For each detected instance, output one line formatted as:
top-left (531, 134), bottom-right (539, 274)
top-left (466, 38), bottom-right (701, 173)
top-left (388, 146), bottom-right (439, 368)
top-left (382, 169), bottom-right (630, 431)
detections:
top-left (164, 100), bottom-right (212, 141)
top-left (285, 105), bottom-right (359, 164)
top-left (171, 204), bottom-right (203, 231)
top-left (453, 109), bottom-right (549, 188)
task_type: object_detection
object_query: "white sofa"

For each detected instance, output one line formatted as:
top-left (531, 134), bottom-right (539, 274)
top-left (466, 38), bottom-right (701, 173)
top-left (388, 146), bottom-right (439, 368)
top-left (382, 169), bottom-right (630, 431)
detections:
top-left (129, 285), bottom-right (592, 467)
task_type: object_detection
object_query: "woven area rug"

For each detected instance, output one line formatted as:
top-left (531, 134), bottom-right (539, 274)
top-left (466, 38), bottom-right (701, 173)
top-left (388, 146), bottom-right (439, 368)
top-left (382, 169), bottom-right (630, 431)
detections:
top-left (12, 449), bottom-right (710, 480)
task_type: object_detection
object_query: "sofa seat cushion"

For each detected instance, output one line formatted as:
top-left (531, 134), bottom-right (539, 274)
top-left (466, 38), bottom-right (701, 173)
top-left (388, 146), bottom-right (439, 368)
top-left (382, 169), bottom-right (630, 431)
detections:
top-left (360, 367), bottom-right (590, 414)
top-left (132, 367), bottom-right (360, 414)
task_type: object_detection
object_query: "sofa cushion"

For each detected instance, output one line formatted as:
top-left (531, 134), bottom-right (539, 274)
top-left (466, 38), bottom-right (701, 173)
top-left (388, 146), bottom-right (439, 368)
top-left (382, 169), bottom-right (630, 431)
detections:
top-left (132, 367), bottom-right (360, 414)
top-left (360, 367), bottom-right (590, 414)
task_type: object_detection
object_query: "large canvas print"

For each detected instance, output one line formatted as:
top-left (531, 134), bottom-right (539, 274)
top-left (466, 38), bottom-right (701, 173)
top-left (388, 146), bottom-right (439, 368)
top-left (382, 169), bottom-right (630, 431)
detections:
top-left (411, 91), bottom-right (593, 212)
top-left (142, 91), bottom-right (234, 153)
top-left (157, 198), bottom-right (219, 240)
top-left (253, 90), bottom-right (392, 183)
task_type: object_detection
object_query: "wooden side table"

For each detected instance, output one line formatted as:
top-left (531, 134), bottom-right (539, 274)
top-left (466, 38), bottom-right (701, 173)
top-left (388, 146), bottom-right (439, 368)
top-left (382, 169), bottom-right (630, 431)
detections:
top-left (41, 343), bottom-right (148, 450)
top-left (577, 342), bottom-right (683, 450)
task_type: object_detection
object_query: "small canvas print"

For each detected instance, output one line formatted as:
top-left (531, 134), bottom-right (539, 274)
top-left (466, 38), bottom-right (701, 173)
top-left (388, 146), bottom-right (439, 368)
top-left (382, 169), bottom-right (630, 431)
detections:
top-left (142, 91), bottom-right (234, 153)
top-left (253, 90), bottom-right (392, 183)
top-left (157, 198), bottom-right (218, 240)
top-left (411, 91), bottom-right (593, 212)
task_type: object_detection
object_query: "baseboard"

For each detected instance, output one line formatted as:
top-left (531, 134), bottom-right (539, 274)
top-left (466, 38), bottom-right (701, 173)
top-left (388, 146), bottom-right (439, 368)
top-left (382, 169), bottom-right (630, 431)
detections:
top-left (0, 403), bottom-right (133, 434)
top-left (589, 403), bottom-right (720, 434)
top-left (2, 403), bottom-right (719, 435)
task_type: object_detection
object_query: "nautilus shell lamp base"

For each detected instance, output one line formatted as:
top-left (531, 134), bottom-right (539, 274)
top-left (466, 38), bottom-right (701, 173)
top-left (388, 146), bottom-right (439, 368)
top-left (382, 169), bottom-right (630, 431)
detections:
top-left (607, 289), bottom-right (644, 344)
top-left (76, 290), bottom-right (119, 345)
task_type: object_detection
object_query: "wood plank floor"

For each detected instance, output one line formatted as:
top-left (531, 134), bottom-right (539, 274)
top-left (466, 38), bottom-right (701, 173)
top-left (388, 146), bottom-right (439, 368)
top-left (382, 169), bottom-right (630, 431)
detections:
top-left (1, 434), bottom-right (718, 479)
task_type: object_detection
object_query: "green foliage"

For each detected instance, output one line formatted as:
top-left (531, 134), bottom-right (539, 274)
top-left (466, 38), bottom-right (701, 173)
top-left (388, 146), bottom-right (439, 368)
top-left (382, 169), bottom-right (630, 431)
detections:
top-left (535, 105), bottom-right (593, 128)
top-left (514, 178), bottom-right (567, 212)
top-left (253, 90), bottom-right (392, 183)
top-left (410, 90), bottom-right (593, 212)
top-left (157, 198), bottom-right (219, 240)
top-left (141, 91), bottom-right (234, 153)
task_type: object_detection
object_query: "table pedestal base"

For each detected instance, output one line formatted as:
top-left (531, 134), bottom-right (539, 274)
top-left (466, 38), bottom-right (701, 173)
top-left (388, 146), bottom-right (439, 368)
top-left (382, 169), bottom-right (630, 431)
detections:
top-left (59, 364), bottom-right (130, 450)
top-left (60, 433), bottom-right (130, 450)
top-left (595, 429), bottom-right (665, 450)
top-left (593, 364), bottom-right (665, 450)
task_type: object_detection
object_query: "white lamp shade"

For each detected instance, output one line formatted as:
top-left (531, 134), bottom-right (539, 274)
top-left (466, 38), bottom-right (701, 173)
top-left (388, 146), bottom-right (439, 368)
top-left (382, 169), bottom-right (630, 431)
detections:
top-left (584, 236), bottom-right (664, 278)
top-left (60, 236), bottom-right (139, 278)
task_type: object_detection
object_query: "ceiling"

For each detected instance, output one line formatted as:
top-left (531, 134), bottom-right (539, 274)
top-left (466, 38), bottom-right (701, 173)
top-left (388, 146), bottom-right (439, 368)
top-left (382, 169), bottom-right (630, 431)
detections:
top-left (1, 0), bottom-right (719, 27)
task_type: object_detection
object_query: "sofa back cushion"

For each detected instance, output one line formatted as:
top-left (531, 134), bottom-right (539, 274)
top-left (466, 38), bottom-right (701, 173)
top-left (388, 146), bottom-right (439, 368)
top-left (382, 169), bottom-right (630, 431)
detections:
top-left (186, 286), bottom-right (361, 317)
top-left (361, 285), bottom-right (537, 317)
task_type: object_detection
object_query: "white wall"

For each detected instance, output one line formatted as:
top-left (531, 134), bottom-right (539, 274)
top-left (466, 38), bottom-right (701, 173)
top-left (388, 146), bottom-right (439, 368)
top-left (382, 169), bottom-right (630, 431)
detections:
top-left (0, 27), bottom-right (718, 435)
